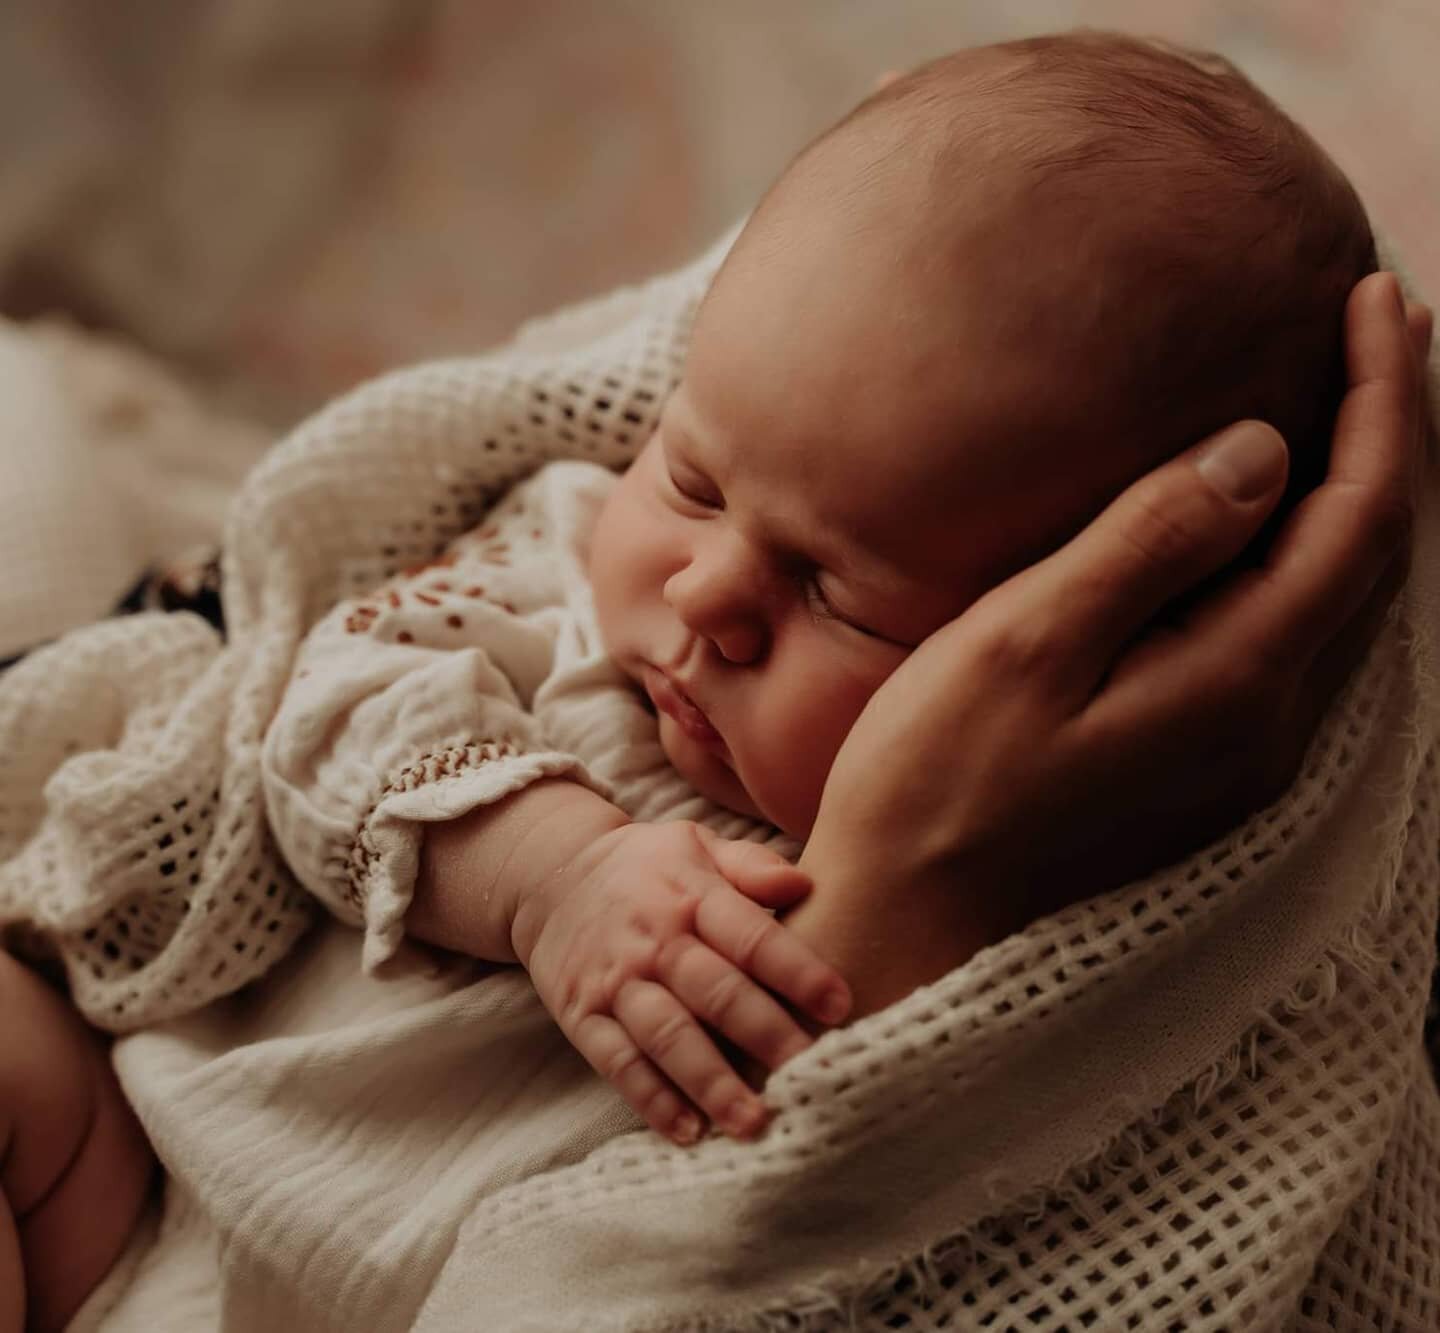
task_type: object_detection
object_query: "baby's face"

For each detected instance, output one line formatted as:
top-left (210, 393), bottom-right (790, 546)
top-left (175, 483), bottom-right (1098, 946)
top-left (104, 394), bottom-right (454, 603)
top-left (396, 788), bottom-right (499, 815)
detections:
top-left (590, 148), bottom-right (1146, 836)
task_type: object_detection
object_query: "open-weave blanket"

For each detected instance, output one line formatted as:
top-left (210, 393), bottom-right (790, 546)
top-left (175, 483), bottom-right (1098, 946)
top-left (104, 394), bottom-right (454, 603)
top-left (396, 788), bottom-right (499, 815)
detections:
top-left (3, 234), bottom-right (1440, 1331)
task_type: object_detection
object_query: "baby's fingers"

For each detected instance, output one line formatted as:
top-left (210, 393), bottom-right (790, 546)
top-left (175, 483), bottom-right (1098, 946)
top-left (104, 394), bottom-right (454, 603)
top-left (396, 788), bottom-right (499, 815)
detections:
top-left (701, 831), bottom-right (812, 909)
top-left (613, 979), bottom-right (771, 1140)
top-left (694, 887), bottom-right (851, 1028)
top-left (660, 935), bottom-right (817, 1074)
top-left (569, 1010), bottom-right (707, 1146)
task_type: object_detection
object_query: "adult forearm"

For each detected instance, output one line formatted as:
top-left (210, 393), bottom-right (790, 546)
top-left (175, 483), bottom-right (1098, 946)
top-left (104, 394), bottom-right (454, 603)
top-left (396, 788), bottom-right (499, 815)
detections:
top-left (788, 837), bottom-right (1000, 1021)
top-left (409, 779), bottom-right (630, 962)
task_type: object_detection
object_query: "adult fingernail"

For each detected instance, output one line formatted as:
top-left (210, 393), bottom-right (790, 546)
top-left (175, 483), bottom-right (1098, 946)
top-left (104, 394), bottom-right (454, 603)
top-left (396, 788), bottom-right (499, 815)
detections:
top-left (1195, 422), bottom-right (1287, 502)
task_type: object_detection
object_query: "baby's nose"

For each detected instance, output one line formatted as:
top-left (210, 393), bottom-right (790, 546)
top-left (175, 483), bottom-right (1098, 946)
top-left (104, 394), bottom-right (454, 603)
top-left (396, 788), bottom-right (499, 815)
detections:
top-left (707, 620), bottom-right (766, 665)
top-left (663, 556), bottom-right (769, 665)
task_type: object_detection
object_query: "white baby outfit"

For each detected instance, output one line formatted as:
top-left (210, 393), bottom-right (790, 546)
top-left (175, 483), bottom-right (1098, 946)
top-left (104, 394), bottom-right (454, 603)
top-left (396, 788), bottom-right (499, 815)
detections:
top-left (262, 458), bottom-right (794, 974)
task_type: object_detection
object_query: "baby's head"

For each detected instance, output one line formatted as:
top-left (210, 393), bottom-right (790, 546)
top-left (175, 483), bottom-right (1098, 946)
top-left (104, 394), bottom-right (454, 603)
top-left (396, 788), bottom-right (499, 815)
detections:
top-left (590, 30), bottom-right (1377, 838)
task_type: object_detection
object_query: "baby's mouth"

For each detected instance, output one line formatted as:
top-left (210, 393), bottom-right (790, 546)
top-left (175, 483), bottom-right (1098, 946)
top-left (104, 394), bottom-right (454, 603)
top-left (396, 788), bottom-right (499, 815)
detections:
top-left (642, 666), bottom-right (724, 748)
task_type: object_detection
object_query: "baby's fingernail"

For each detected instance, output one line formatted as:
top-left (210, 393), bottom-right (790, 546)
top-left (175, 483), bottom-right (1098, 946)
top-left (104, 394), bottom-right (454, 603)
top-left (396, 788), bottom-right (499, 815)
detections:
top-left (818, 989), bottom-right (850, 1024)
top-left (673, 1113), bottom-right (703, 1144)
top-left (1195, 422), bottom-right (1286, 502)
top-left (724, 1100), bottom-right (767, 1138)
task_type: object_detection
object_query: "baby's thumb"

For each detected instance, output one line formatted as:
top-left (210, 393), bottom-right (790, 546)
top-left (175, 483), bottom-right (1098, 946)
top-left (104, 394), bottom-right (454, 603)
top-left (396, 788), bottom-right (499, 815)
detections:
top-left (703, 834), bottom-right (812, 908)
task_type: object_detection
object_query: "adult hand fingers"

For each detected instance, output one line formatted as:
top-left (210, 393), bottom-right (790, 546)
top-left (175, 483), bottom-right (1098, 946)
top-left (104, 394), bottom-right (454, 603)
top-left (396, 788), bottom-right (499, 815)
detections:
top-left (568, 1010), bottom-right (705, 1146)
top-left (1088, 275), bottom-right (1422, 809)
top-left (1294, 293), bottom-right (1426, 735)
top-left (693, 881), bottom-right (851, 1027)
top-left (611, 978), bottom-right (770, 1139)
top-left (1213, 272), bottom-right (1418, 665)
top-left (985, 419), bottom-right (1287, 699)
top-left (1306, 288), bottom-right (1427, 708)
top-left (1299, 550), bottom-right (1408, 735)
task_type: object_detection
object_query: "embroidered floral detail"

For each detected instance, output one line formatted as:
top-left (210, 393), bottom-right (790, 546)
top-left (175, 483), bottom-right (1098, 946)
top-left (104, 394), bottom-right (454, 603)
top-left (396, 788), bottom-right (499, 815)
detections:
top-left (342, 554), bottom-right (512, 636)
top-left (344, 604), bottom-right (380, 633)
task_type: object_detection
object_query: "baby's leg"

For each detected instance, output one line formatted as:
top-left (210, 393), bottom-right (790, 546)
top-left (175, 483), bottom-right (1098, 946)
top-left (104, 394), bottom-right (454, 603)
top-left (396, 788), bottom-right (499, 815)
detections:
top-left (0, 952), bottom-right (155, 1333)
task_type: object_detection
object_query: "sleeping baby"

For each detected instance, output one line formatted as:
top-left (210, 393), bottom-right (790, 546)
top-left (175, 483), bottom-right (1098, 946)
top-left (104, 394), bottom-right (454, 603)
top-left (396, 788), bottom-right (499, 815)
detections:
top-left (1, 28), bottom-right (1390, 1332)
top-left (263, 29), bottom-right (1377, 1147)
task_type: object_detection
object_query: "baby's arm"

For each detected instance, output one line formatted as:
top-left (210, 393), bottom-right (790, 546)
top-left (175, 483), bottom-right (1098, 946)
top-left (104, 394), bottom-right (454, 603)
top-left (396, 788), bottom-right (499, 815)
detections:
top-left (261, 478), bottom-right (613, 971)
top-left (409, 779), bottom-right (851, 1143)
top-left (406, 778), bottom-right (627, 962)
top-left (261, 475), bottom-right (848, 1138)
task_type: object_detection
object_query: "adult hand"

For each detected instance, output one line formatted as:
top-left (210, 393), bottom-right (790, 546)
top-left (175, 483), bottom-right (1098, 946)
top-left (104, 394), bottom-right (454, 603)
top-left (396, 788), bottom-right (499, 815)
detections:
top-left (787, 272), bottom-right (1432, 1018)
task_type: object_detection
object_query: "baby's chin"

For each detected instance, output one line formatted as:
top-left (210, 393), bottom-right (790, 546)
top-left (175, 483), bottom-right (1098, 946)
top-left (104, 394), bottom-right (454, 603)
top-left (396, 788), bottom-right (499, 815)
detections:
top-left (655, 714), bottom-right (765, 822)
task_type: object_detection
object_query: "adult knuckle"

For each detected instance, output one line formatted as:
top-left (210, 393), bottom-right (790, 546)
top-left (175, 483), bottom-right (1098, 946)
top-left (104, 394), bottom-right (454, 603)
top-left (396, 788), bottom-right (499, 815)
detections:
top-left (1118, 490), bottom-right (1207, 571)
top-left (971, 614), bottom-right (1057, 682)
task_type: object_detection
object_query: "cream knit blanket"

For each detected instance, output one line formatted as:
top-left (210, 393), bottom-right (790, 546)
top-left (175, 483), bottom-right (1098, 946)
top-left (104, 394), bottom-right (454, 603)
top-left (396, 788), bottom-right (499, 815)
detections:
top-left (3, 235), bottom-right (1440, 1330)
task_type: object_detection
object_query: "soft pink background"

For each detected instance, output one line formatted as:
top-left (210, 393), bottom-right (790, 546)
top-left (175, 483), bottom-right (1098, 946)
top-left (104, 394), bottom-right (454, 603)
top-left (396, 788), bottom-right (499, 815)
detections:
top-left (4, 2), bottom-right (1437, 424)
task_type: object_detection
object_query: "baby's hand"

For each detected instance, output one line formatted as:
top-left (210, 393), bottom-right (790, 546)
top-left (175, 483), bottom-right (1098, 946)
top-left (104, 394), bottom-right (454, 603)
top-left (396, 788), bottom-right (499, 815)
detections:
top-left (510, 821), bottom-right (851, 1145)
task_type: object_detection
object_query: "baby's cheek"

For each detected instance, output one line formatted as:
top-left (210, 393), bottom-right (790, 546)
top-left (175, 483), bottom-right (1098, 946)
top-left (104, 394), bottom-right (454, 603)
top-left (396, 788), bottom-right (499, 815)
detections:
top-left (749, 687), bottom-right (872, 837)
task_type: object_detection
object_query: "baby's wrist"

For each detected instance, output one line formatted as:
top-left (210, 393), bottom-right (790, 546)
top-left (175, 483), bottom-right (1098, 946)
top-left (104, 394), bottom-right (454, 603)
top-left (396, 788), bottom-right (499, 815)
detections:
top-left (411, 780), bottom-right (627, 964)
top-left (506, 790), bottom-right (630, 966)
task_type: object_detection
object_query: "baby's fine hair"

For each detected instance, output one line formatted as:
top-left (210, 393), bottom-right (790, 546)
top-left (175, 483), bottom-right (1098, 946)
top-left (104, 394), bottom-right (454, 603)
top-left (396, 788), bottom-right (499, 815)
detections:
top-left (822, 29), bottom-right (1379, 508)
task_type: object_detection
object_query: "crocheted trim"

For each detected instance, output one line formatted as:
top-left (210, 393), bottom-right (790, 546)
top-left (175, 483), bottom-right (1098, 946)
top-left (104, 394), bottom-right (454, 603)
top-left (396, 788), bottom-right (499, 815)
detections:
top-left (344, 738), bottom-right (523, 908)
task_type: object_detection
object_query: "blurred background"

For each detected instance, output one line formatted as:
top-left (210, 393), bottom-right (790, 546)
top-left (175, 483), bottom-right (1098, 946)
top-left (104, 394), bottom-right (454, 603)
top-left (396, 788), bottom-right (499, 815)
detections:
top-left (3, 0), bottom-right (1438, 428)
